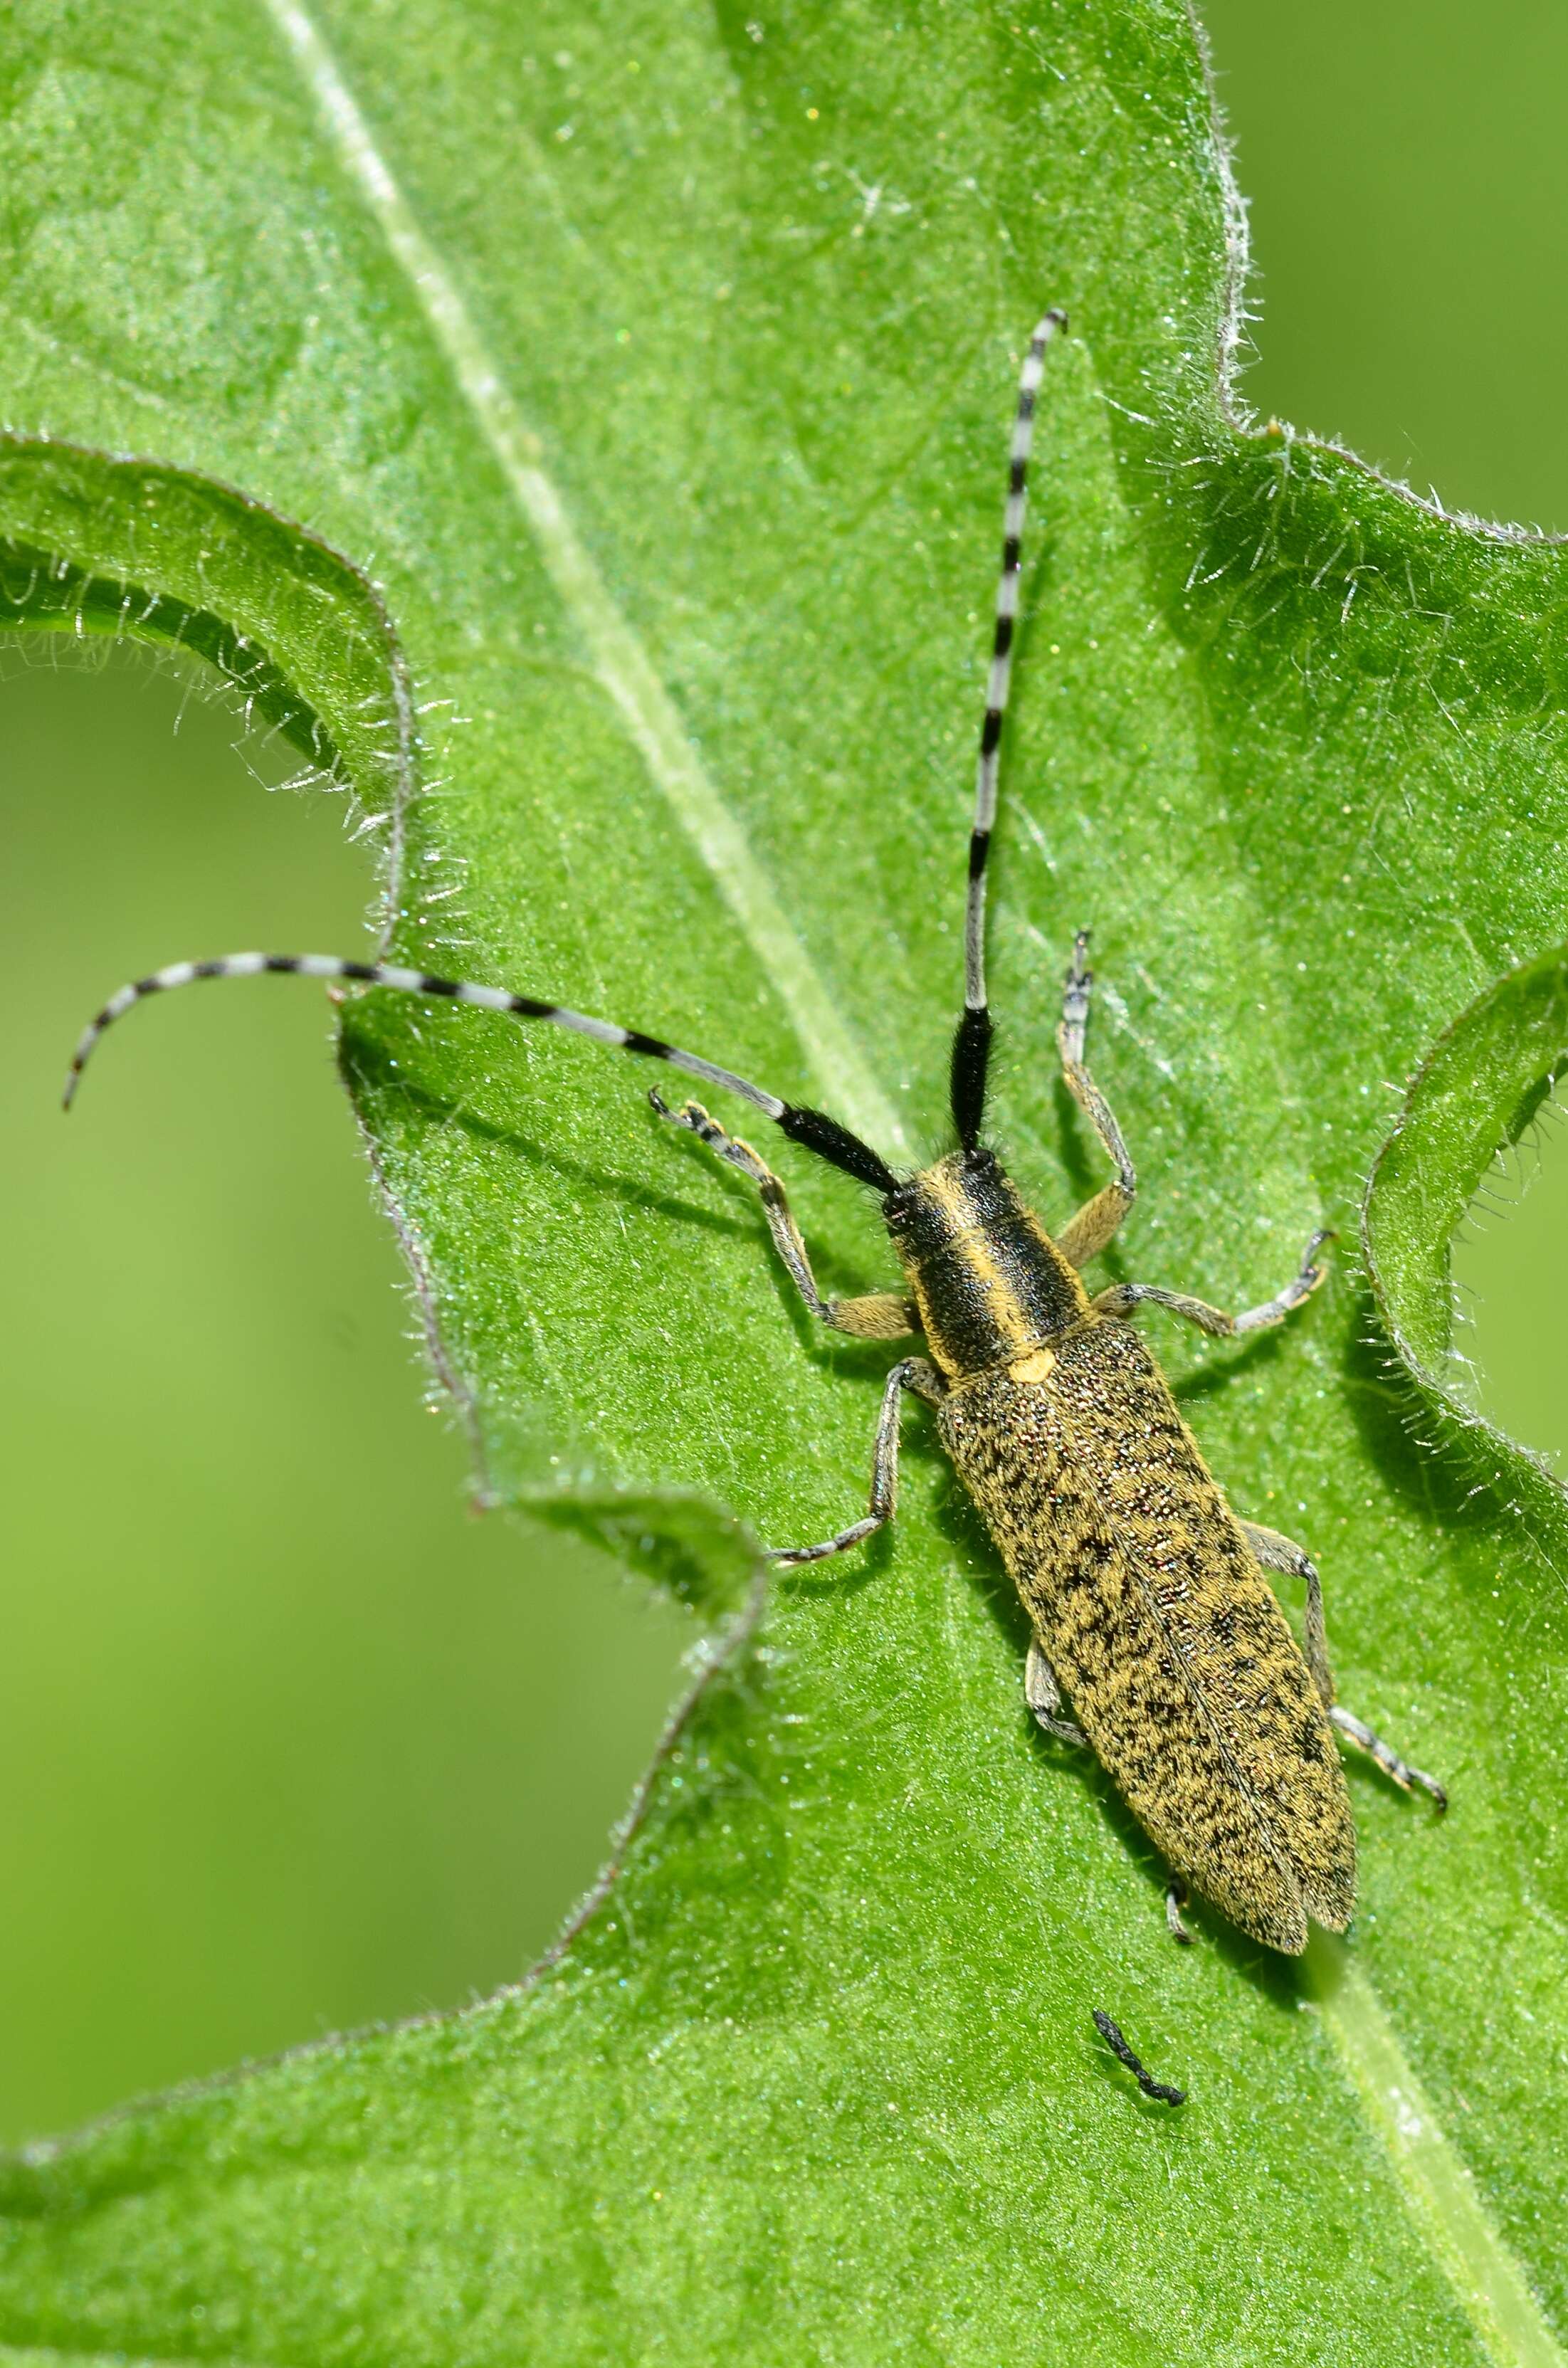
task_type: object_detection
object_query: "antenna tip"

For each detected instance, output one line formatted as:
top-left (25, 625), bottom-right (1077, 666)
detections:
top-left (1040, 307), bottom-right (1068, 336)
top-left (62, 1030), bottom-right (98, 1108)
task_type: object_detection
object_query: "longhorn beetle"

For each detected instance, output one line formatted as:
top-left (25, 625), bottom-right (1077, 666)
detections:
top-left (65, 310), bottom-right (1446, 1957)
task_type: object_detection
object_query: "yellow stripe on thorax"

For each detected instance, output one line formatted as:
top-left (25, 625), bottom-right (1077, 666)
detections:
top-left (913, 1160), bottom-right (1083, 1377)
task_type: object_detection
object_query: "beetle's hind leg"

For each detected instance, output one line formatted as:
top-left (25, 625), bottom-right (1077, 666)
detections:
top-left (769, 1357), bottom-right (942, 1567)
top-left (651, 1094), bottom-right (919, 1339)
top-left (1242, 1520), bottom-right (1448, 1810)
top-left (1024, 1636), bottom-right (1088, 1747)
top-left (1165, 1878), bottom-right (1194, 1946)
top-left (1055, 931), bottom-right (1138, 1269)
top-left (1240, 1521), bottom-right (1335, 1704)
top-left (1327, 1707), bottom-right (1448, 1811)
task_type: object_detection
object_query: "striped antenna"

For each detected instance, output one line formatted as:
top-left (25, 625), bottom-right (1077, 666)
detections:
top-left (62, 952), bottom-right (898, 1194)
top-left (950, 308), bottom-right (1066, 1150)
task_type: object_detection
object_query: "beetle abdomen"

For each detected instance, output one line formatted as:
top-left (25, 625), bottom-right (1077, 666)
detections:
top-left (938, 1318), bottom-right (1355, 1953)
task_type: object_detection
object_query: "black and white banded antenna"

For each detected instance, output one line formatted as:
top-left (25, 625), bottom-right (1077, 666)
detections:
top-left (949, 307), bottom-right (1066, 1153)
top-left (64, 316), bottom-right (1064, 1193)
top-left (62, 952), bottom-right (898, 1195)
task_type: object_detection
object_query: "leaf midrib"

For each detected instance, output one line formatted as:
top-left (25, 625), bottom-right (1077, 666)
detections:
top-left (258, 0), bottom-right (910, 1162)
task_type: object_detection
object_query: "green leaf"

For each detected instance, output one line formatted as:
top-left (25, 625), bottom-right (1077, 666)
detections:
top-left (1367, 948), bottom-right (1568, 1555)
top-left (4, 1), bottom-right (1567, 2360)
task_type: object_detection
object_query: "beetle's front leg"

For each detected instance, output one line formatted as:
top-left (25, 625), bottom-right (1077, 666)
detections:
top-left (1242, 1519), bottom-right (1448, 1810)
top-left (651, 1093), bottom-right (919, 1339)
top-left (1055, 931), bottom-right (1138, 1269)
top-left (1092, 1228), bottom-right (1333, 1337)
top-left (769, 1358), bottom-right (943, 1567)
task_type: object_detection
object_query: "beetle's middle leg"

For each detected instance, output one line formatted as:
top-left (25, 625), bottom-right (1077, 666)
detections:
top-left (1092, 1228), bottom-right (1333, 1337)
top-left (769, 1358), bottom-right (943, 1567)
top-left (1242, 1520), bottom-right (1448, 1809)
top-left (651, 1093), bottom-right (919, 1339)
top-left (1055, 930), bottom-right (1139, 1269)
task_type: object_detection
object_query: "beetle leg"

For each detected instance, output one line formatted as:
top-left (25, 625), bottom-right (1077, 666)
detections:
top-left (1229, 1227), bottom-right (1335, 1333)
top-left (1056, 1185), bottom-right (1130, 1270)
top-left (1056, 930), bottom-right (1137, 1267)
top-left (1091, 1228), bottom-right (1333, 1335)
top-left (769, 1358), bottom-right (942, 1567)
top-left (1329, 1707), bottom-right (1448, 1811)
top-left (1024, 1636), bottom-right (1088, 1746)
top-left (1241, 1520), bottom-right (1448, 1811)
top-left (651, 1093), bottom-right (920, 1339)
top-left (1024, 1651), bottom-right (1201, 1949)
top-left (1239, 1520), bottom-right (1335, 1705)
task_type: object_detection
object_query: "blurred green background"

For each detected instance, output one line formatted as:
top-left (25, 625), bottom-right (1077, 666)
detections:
top-left (1206, 0), bottom-right (1568, 533)
top-left (4, 0), bottom-right (1567, 2144)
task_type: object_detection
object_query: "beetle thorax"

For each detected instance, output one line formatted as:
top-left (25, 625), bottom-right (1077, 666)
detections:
top-left (882, 1149), bottom-right (1090, 1381)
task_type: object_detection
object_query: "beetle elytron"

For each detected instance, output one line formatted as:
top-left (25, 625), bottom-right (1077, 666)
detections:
top-left (65, 310), bottom-right (1445, 1954)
